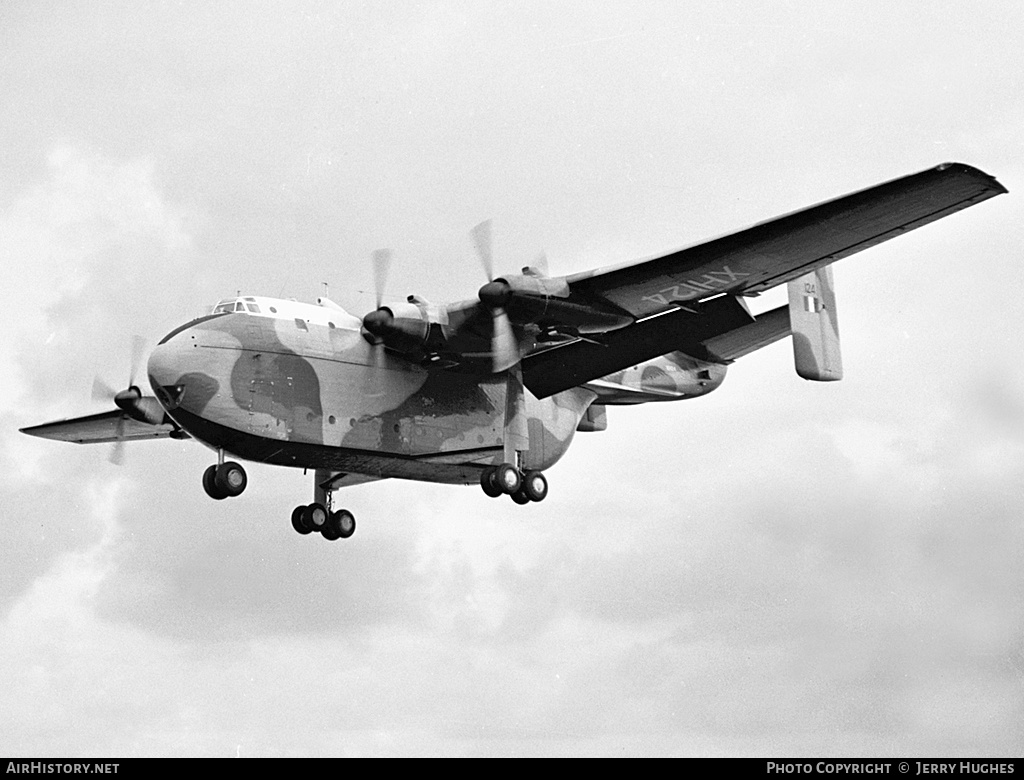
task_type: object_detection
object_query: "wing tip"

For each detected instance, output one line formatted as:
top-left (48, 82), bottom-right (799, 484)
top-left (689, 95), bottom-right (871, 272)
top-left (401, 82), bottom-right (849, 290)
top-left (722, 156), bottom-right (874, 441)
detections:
top-left (935, 161), bottom-right (1008, 195)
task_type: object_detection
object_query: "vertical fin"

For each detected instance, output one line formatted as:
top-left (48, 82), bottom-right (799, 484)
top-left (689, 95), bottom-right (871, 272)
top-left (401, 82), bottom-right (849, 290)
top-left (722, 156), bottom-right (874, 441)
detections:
top-left (788, 265), bottom-right (842, 381)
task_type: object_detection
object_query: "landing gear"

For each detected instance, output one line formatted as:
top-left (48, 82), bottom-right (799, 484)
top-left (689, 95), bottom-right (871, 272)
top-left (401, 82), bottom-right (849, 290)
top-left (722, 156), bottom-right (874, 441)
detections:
top-left (480, 463), bottom-right (521, 497)
top-left (322, 510), bottom-right (356, 541)
top-left (202, 461), bottom-right (247, 500)
top-left (521, 470), bottom-right (548, 502)
top-left (291, 505), bottom-right (313, 535)
top-left (480, 464), bottom-right (547, 504)
top-left (292, 469), bottom-right (357, 541)
top-left (291, 503), bottom-right (328, 534)
top-left (291, 502), bottom-right (357, 541)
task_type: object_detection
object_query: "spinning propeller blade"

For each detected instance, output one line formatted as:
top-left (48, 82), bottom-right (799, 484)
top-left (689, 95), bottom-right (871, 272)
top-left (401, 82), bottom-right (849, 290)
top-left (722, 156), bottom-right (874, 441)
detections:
top-left (92, 337), bottom-right (163, 464)
top-left (471, 220), bottom-right (520, 372)
top-left (372, 248), bottom-right (392, 309)
top-left (128, 334), bottom-right (146, 387)
top-left (471, 220), bottom-right (494, 282)
top-left (362, 248), bottom-right (394, 397)
top-left (92, 376), bottom-right (117, 403)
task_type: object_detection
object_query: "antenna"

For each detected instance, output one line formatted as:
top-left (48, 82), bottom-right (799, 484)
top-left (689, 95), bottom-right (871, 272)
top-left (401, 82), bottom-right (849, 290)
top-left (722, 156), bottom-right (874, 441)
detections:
top-left (322, 281), bottom-right (329, 298)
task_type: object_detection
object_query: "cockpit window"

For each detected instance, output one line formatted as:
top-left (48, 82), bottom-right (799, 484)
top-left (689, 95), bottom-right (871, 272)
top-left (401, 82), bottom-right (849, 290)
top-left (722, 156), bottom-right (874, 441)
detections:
top-left (212, 298), bottom-right (261, 315)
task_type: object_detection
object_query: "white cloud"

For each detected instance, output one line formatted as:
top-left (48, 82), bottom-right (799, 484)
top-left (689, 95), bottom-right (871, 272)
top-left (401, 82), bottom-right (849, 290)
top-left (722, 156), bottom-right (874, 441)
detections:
top-left (0, 145), bottom-right (190, 417)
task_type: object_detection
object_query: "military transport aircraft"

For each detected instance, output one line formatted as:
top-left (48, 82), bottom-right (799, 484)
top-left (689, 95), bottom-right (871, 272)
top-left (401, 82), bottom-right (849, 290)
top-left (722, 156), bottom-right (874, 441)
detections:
top-left (21, 163), bottom-right (1006, 541)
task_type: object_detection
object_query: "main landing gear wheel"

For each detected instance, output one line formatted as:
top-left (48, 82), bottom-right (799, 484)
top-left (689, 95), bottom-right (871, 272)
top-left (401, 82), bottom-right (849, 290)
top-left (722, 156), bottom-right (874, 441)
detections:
top-left (322, 510), bottom-right (356, 541)
top-left (291, 504), bottom-right (356, 540)
top-left (202, 462), bottom-right (248, 500)
top-left (480, 465), bottom-right (548, 504)
top-left (521, 470), bottom-right (548, 502)
top-left (291, 505), bottom-right (313, 535)
top-left (480, 466), bottom-right (504, 498)
top-left (480, 463), bottom-right (522, 497)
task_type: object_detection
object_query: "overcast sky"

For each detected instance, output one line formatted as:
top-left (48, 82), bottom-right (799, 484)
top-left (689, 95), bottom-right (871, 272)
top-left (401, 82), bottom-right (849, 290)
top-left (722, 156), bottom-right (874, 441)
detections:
top-left (2, 0), bottom-right (1022, 757)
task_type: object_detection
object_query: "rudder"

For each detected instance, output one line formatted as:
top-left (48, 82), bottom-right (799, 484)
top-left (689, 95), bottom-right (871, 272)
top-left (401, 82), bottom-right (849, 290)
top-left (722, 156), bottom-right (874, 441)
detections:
top-left (788, 265), bottom-right (842, 381)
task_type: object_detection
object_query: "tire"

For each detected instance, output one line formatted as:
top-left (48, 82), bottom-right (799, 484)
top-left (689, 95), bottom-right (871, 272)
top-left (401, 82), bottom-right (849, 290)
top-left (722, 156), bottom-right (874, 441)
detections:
top-left (202, 465), bottom-right (227, 500)
top-left (522, 471), bottom-right (548, 502)
top-left (324, 510), bottom-right (355, 540)
top-left (292, 505), bottom-right (312, 535)
top-left (510, 489), bottom-right (530, 505)
top-left (480, 466), bottom-right (503, 498)
top-left (493, 463), bottom-right (521, 495)
top-left (215, 461), bottom-right (247, 497)
top-left (302, 502), bottom-right (328, 531)
top-left (334, 510), bottom-right (356, 539)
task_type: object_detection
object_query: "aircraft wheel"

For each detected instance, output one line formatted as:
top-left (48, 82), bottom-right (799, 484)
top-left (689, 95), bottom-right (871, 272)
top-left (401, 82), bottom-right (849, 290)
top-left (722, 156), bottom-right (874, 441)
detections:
top-left (522, 471), bottom-right (548, 502)
top-left (493, 463), bottom-right (522, 495)
top-left (291, 505), bottom-right (313, 535)
top-left (301, 502), bottom-right (328, 532)
top-left (321, 521), bottom-right (341, 541)
top-left (215, 461), bottom-right (247, 497)
top-left (324, 509), bottom-right (355, 540)
top-left (202, 465), bottom-right (228, 500)
top-left (510, 489), bottom-right (530, 505)
top-left (334, 510), bottom-right (356, 539)
top-left (480, 467), bottom-right (503, 498)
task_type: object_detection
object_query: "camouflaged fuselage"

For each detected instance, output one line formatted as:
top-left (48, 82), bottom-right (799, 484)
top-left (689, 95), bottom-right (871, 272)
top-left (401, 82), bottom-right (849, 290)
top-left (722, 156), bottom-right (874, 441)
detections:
top-left (148, 297), bottom-right (725, 484)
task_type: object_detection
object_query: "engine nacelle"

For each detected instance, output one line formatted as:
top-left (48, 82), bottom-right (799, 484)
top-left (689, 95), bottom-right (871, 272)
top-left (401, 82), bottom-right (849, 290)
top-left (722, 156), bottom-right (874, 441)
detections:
top-left (484, 274), bottom-right (633, 335)
top-left (362, 301), bottom-right (433, 355)
top-left (115, 386), bottom-right (167, 425)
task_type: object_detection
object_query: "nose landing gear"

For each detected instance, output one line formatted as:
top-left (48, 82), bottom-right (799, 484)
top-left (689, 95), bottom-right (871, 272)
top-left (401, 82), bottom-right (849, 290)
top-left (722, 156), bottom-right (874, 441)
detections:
top-left (202, 460), bottom-right (248, 500)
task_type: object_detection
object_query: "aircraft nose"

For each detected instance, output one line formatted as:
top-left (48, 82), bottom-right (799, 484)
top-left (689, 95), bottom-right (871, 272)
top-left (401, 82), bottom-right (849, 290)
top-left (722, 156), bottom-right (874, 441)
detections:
top-left (147, 337), bottom-right (189, 409)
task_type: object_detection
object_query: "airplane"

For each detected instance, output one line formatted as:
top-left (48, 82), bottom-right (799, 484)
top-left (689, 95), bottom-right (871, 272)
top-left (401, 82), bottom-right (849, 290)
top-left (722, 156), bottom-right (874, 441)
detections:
top-left (21, 162), bottom-right (1007, 541)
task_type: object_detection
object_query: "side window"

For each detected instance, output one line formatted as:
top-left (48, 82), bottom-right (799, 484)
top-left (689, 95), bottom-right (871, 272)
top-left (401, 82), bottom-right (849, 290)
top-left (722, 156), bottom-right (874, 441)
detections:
top-left (294, 318), bottom-right (308, 332)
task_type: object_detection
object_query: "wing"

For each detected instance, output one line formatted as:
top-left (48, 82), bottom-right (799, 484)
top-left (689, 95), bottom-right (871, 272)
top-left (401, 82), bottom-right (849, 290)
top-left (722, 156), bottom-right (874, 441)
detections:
top-left (565, 162), bottom-right (1006, 318)
top-left (20, 410), bottom-right (183, 444)
top-left (523, 294), bottom-right (757, 398)
top-left (523, 162), bottom-right (1006, 397)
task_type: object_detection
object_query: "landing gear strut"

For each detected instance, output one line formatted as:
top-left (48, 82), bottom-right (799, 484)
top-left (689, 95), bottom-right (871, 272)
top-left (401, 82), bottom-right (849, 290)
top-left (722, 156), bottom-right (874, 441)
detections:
top-left (292, 469), bottom-right (357, 541)
top-left (478, 365), bottom-right (548, 505)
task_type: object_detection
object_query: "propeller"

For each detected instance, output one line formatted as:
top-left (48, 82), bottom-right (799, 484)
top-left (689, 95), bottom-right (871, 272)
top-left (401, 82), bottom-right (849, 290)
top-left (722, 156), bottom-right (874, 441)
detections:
top-left (92, 336), bottom-right (164, 463)
top-left (361, 248), bottom-right (394, 396)
top-left (471, 220), bottom-right (520, 373)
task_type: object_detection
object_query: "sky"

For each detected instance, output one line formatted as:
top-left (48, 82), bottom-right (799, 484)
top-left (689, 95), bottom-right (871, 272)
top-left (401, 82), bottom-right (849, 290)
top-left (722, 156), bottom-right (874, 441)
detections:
top-left (1, 0), bottom-right (1023, 757)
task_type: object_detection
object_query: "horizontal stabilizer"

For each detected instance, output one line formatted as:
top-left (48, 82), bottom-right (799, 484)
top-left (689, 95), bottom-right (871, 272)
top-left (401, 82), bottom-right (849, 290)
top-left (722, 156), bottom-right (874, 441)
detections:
top-left (788, 265), bottom-right (842, 381)
top-left (702, 305), bottom-right (790, 363)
